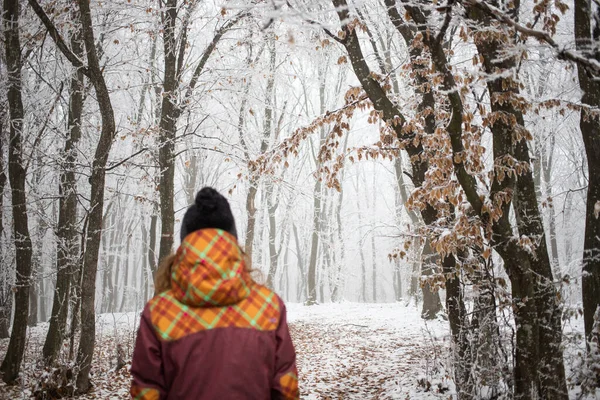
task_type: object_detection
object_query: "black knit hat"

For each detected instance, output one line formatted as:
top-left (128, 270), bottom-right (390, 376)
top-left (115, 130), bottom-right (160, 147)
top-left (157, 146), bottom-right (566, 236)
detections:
top-left (180, 187), bottom-right (238, 241)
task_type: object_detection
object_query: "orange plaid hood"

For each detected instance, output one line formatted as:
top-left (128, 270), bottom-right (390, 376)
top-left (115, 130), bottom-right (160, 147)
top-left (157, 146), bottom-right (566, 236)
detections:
top-left (170, 228), bottom-right (252, 308)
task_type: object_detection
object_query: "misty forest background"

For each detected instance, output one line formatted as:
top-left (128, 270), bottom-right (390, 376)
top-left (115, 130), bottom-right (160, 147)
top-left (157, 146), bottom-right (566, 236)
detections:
top-left (0, 0), bottom-right (599, 398)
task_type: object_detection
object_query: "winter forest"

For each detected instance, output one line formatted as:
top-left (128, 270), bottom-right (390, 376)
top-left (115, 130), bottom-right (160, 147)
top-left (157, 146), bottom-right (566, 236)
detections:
top-left (0, 0), bottom-right (599, 398)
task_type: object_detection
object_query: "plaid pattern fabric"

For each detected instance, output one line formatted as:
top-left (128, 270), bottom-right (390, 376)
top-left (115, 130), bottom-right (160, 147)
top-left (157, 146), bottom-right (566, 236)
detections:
top-left (171, 229), bottom-right (252, 307)
top-left (279, 370), bottom-right (299, 399)
top-left (130, 385), bottom-right (160, 400)
top-left (148, 229), bottom-right (281, 341)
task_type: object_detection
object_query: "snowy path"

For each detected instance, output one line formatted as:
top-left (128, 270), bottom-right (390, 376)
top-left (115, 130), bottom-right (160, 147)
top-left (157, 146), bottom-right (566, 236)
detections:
top-left (287, 303), bottom-right (451, 399)
top-left (0, 303), bottom-right (451, 399)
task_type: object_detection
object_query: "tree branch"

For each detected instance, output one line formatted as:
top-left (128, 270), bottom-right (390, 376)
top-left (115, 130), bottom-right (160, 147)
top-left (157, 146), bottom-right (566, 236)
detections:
top-left (27, 0), bottom-right (90, 76)
top-left (182, 11), bottom-right (248, 108)
top-left (461, 0), bottom-right (600, 78)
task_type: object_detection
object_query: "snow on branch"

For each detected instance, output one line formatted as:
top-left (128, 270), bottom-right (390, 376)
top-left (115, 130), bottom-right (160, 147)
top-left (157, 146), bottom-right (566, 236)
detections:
top-left (461, 0), bottom-right (600, 79)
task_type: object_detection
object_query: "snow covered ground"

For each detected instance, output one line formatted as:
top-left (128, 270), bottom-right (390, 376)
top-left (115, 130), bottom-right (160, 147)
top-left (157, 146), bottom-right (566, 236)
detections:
top-left (287, 302), bottom-right (452, 399)
top-left (0, 302), bottom-right (453, 399)
top-left (2, 302), bottom-right (594, 399)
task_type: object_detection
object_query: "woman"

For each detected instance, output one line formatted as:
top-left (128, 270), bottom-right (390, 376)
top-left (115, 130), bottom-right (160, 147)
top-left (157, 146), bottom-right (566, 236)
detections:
top-left (130, 187), bottom-right (298, 399)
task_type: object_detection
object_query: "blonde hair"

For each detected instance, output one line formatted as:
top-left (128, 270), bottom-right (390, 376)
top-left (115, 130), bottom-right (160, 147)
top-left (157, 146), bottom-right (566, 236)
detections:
top-left (154, 253), bottom-right (177, 296)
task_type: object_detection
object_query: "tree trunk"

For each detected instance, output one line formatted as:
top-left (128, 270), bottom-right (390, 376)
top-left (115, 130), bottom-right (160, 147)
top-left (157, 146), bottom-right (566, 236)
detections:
top-left (331, 183), bottom-right (347, 301)
top-left (245, 183), bottom-right (258, 256)
top-left (73, 0), bottom-right (116, 391)
top-left (263, 35), bottom-right (278, 288)
top-left (0, 109), bottom-right (9, 340)
top-left (292, 224), bottom-right (306, 303)
top-left (43, 25), bottom-right (84, 352)
top-left (420, 239), bottom-right (442, 319)
top-left (120, 227), bottom-right (132, 312)
top-left (266, 185), bottom-right (278, 288)
top-left (466, 6), bottom-right (567, 395)
top-left (563, 192), bottom-right (574, 265)
top-left (471, 255), bottom-right (503, 397)
top-left (306, 178), bottom-right (321, 305)
top-left (156, 3), bottom-right (244, 263)
top-left (574, 0), bottom-right (600, 345)
top-left (148, 212), bottom-right (158, 295)
top-left (157, 0), bottom-right (178, 264)
top-left (306, 63), bottom-right (328, 306)
top-left (355, 185), bottom-right (367, 302)
top-left (28, 276), bottom-right (38, 326)
top-left (110, 212), bottom-right (126, 313)
top-left (443, 254), bottom-right (471, 399)
top-left (68, 216), bottom-right (87, 362)
top-left (542, 142), bottom-right (560, 272)
top-left (1, 0), bottom-right (34, 384)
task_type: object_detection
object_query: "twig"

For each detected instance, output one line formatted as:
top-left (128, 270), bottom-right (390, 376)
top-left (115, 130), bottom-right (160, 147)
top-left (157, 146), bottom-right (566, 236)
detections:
top-left (27, 0), bottom-right (91, 76)
top-left (461, 0), bottom-right (600, 78)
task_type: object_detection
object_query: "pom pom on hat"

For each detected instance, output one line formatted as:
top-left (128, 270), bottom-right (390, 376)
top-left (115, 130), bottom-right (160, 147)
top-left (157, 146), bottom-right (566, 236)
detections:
top-left (180, 187), bottom-right (238, 241)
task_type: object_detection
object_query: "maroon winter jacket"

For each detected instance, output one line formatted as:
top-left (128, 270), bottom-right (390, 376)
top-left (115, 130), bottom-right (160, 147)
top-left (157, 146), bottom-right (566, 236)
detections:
top-left (130, 229), bottom-right (298, 399)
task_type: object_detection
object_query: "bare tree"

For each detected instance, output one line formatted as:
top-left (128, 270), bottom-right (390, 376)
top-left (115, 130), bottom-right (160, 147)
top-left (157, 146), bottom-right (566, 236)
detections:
top-left (0, 0), bottom-right (34, 384)
top-left (157, 1), bottom-right (246, 263)
top-left (42, 20), bottom-right (84, 365)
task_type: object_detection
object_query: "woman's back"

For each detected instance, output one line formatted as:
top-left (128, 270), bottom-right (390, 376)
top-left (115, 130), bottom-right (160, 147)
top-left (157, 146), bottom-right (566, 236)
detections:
top-left (130, 229), bottom-right (298, 399)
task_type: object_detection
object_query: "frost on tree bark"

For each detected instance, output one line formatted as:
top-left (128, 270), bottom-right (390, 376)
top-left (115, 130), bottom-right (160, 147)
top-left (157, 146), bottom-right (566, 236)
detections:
top-left (263, 35), bottom-right (279, 289)
top-left (0, 107), bottom-right (10, 340)
top-left (1, 0), bottom-right (34, 384)
top-left (43, 23), bottom-right (84, 364)
top-left (157, 0), bottom-right (178, 264)
top-left (574, 0), bottom-right (600, 345)
top-left (330, 160), bottom-right (348, 302)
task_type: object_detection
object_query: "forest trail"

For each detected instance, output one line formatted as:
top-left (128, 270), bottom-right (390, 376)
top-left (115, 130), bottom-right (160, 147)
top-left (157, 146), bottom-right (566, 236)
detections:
top-left (0, 303), bottom-right (450, 399)
top-left (288, 303), bottom-right (450, 399)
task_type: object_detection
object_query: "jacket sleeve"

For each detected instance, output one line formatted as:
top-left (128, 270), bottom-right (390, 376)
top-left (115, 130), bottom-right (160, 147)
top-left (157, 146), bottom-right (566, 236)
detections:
top-left (130, 306), bottom-right (166, 400)
top-left (271, 299), bottom-right (299, 400)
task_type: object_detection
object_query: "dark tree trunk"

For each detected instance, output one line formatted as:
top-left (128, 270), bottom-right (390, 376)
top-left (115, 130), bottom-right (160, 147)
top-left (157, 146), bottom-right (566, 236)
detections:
top-left (1, 0), bottom-right (34, 384)
top-left (73, 0), bottom-right (116, 391)
top-left (471, 255), bottom-right (502, 396)
top-left (574, 0), bottom-right (600, 345)
top-left (68, 216), bottom-right (87, 362)
top-left (27, 0), bottom-right (116, 391)
top-left (157, 0), bottom-right (178, 264)
top-left (465, 5), bottom-right (567, 395)
top-left (0, 109), bottom-right (8, 340)
top-left (443, 254), bottom-right (471, 399)
top-left (420, 239), bottom-right (443, 319)
top-left (43, 23), bottom-right (83, 363)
